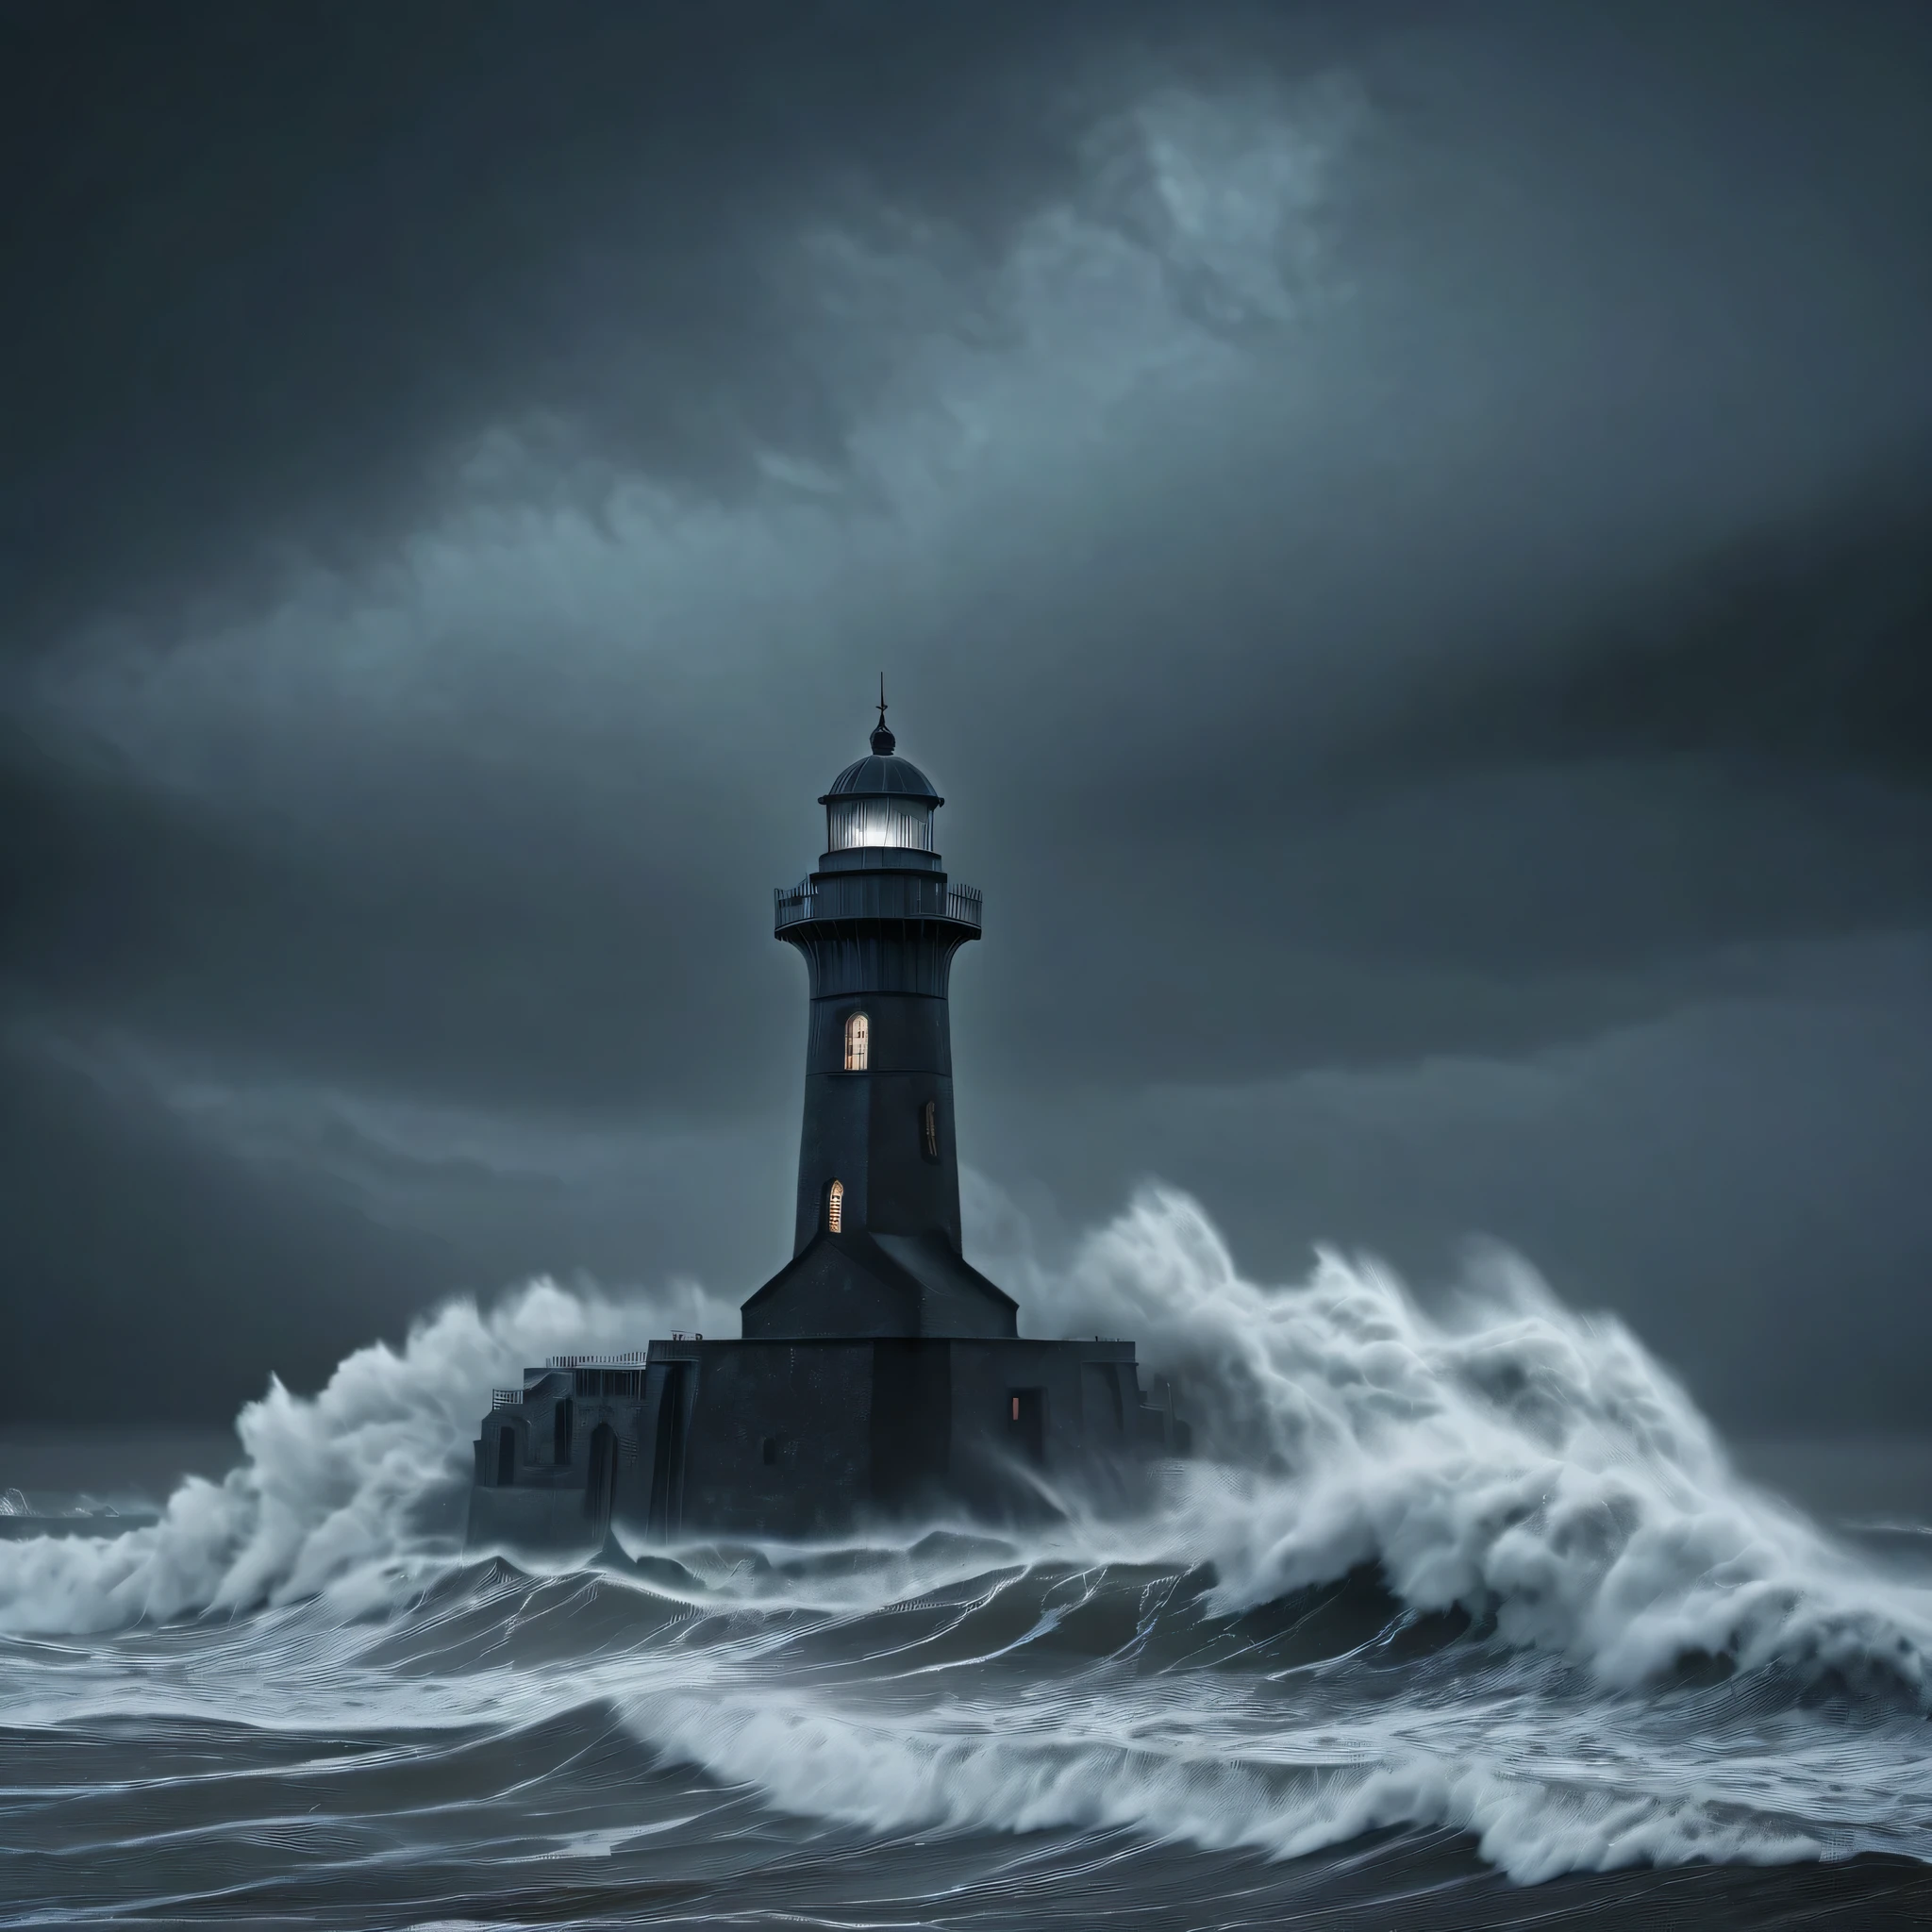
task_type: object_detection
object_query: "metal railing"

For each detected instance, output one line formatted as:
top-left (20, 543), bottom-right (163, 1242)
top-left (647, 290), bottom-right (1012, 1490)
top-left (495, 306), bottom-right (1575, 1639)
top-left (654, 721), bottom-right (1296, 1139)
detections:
top-left (774, 880), bottom-right (815, 927)
top-left (543, 1351), bottom-right (649, 1369)
top-left (491, 1388), bottom-right (525, 1409)
top-left (773, 879), bottom-right (982, 930)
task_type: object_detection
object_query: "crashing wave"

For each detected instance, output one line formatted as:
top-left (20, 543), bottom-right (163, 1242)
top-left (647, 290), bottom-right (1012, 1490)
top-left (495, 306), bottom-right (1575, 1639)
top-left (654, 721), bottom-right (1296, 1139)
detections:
top-left (1014, 1187), bottom-right (1932, 1698)
top-left (1, 1187), bottom-right (1926, 1707)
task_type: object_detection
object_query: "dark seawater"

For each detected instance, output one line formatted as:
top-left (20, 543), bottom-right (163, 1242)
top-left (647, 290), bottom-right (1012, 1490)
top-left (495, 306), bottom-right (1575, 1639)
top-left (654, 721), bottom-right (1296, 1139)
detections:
top-left (4, 1195), bottom-right (1930, 1928)
top-left (5, 1547), bottom-right (1929, 1929)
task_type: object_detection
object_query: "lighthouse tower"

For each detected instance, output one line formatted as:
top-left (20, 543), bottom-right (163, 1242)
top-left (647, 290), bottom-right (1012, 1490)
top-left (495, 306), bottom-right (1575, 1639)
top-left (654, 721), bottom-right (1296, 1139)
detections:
top-left (742, 691), bottom-right (1019, 1341)
top-left (464, 690), bottom-right (1186, 1553)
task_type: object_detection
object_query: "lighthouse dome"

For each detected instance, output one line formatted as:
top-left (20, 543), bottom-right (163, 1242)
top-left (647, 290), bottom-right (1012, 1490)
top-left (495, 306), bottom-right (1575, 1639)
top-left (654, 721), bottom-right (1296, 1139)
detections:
top-left (820, 754), bottom-right (941, 804)
top-left (819, 715), bottom-right (942, 851)
top-left (819, 719), bottom-right (942, 807)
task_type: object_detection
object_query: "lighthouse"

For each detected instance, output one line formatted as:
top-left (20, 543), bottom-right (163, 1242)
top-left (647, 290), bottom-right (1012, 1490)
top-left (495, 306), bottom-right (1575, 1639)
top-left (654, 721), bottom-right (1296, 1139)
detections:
top-left (465, 695), bottom-right (1187, 1551)
top-left (743, 688), bottom-right (1018, 1341)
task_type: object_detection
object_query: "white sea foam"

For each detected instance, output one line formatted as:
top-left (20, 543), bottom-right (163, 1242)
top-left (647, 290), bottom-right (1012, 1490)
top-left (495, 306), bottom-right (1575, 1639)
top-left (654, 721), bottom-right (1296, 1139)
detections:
top-left (620, 1683), bottom-right (1845, 1883)
top-left (3, 1185), bottom-right (1928, 1709)
top-left (0, 1274), bottom-right (728, 1636)
top-left (4, 1195), bottom-right (1930, 1886)
top-left (984, 1187), bottom-right (1932, 1696)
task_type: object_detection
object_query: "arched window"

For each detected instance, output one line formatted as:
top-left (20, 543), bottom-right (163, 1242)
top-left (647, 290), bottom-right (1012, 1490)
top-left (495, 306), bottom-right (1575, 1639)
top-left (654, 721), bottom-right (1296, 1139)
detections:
top-left (843, 1011), bottom-right (869, 1071)
top-left (826, 1179), bottom-right (844, 1233)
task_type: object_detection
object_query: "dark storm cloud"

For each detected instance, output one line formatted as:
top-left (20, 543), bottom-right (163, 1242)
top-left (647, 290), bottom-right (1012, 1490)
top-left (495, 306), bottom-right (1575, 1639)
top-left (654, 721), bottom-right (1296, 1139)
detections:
top-left (10, 0), bottom-right (1924, 646)
top-left (2, 709), bottom-right (799, 1111)
top-left (1382, 442), bottom-right (1932, 786)
top-left (0, 0), bottom-right (1310, 645)
top-left (4, 2), bottom-right (1931, 1430)
top-left (0, 1037), bottom-right (449, 1424)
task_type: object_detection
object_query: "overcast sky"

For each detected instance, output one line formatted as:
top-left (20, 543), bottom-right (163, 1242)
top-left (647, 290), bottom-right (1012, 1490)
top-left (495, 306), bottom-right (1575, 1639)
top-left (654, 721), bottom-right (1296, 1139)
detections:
top-left (4, 0), bottom-right (1930, 1433)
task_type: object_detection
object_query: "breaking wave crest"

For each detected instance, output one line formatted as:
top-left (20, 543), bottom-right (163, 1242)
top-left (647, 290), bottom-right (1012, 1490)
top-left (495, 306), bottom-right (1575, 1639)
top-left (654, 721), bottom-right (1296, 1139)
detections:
top-left (2, 1188), bottom-right (1929, 1891)
top-left (0, 1274), bottom-right (735, 1636)
top-left (1015, 1188), bottom-right (1932, 1697)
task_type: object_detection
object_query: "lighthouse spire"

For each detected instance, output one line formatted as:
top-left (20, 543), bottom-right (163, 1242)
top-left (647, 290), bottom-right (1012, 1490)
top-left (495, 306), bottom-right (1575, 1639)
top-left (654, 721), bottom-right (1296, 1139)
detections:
top-left (871, 673), bottom-right (894, 754)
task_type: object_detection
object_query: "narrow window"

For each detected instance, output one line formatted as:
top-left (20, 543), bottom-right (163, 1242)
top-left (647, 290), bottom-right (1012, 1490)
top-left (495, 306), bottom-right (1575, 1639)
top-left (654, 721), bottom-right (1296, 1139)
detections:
top-left (553, 1397), bottom-right (574, 1466)
top-left (496, 1425), bottom-right (516, 1487)
top-left (761, 1436), bottom-right (779, 1466)
top-left (923, 1099), bottom-right (939, 1159)
top-left (827, 1178), bottom-right (844, 1233)
top-left (843, 1011), bottom-right (869, 1071)
top-left (1008, 1389), bottom-right (1046, 1467)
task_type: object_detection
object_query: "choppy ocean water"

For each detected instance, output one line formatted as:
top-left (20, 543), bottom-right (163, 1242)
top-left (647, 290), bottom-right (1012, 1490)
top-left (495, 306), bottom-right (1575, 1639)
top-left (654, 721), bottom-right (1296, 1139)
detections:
top-left (4, 1190), bottom-right (1929, 1928)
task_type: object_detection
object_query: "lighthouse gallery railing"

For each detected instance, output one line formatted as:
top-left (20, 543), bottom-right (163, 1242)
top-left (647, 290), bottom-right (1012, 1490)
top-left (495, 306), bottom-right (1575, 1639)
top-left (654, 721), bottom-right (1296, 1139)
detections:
top-left (774, 879), bottom-right (981, 931)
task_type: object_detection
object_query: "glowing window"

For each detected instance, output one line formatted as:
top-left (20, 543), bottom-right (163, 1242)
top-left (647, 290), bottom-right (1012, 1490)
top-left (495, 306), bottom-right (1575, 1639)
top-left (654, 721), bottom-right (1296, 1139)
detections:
top-left (844, 1011), bottom-right (869, 1071)
top-left (827, 1179), bottom-right (844, 1233)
